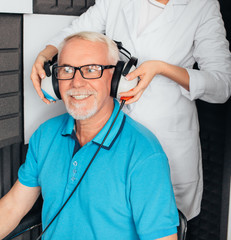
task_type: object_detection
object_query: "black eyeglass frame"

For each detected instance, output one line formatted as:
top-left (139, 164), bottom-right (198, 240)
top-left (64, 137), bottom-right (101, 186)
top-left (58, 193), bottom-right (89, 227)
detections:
top-left (53, 64), bottom-right (116, 80)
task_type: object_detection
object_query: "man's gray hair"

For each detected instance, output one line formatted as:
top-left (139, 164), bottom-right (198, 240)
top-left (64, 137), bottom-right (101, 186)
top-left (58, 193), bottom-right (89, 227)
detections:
top-left (58, 31), bottom-right (119, 64)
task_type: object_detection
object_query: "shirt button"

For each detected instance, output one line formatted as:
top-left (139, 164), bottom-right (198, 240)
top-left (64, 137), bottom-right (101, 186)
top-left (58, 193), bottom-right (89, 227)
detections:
top-left (73, 161), bottom-right (77, 166)
top-left (71, 177), bottom-right (76, 181)
top-left (73, 169), bottom-right (77, 174)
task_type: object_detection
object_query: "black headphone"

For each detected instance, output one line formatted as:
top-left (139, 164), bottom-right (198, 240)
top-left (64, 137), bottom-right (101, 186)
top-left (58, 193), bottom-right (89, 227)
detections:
top-left (41, 41), bottom-right (138, 101)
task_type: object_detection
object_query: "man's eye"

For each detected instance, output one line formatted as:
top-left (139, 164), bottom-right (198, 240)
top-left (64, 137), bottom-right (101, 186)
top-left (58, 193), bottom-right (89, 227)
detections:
top-left (87, 66), bottom-right (99, 73)
top-left (87, 68), bottom-right (96, 73)
top-left (64, 67), bottom-right (73, 73)
top-left (86, 66), bottom-right (102, 73)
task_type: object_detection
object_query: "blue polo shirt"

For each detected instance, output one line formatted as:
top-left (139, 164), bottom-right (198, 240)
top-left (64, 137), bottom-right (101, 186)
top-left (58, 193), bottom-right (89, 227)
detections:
top-left (18, 100), bottom-right (179, 240)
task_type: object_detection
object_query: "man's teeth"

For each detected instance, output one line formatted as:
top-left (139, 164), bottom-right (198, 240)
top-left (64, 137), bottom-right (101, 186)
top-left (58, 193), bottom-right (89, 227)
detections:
top-left (72, 94), bottom-right (90, 100)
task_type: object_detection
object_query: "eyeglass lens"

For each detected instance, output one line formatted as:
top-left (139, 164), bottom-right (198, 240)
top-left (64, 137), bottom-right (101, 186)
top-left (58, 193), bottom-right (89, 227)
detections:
top-left (55, 65), bottom-right (103, 80)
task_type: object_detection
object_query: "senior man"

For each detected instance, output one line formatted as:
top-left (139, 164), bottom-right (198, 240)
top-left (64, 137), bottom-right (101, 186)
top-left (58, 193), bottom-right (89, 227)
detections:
top-left (0, 32), bottom-right (178, 240)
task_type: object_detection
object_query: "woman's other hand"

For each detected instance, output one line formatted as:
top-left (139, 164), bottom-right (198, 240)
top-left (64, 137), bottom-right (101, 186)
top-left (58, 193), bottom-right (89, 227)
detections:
top-left (30, 45), bottom-right (58, 104)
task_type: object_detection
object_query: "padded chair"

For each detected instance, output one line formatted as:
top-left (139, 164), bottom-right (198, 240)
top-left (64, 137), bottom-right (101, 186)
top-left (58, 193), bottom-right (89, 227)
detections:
top-left (177, 209), bottom-right (187, 240)
top-left (5, 209), bottom-right (187, 240)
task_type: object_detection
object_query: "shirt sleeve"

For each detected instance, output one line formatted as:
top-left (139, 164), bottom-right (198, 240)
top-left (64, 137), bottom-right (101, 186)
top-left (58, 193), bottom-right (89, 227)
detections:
top-left (18, 129), bottom-right (41, 187)
top-left (47, 0), bottom-right (109, 48)
top-left (128, 153), bottom-right (179, 240)
top-left (181, 0), bottom-right (231, 103)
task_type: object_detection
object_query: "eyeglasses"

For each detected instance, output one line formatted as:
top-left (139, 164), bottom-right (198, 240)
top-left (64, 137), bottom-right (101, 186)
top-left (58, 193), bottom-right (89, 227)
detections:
top-left (53, 64), bottom-right (116, 80)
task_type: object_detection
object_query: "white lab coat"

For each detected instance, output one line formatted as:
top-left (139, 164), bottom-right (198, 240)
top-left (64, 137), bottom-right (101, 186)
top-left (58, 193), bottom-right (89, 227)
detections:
top-left (48, 0), bottom-right (231, 220)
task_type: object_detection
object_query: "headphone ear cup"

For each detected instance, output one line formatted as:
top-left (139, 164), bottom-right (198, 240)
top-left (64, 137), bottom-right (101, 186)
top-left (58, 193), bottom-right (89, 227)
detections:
top-left (51, 65), bottom-right (61, 100)
top-left (116, 59), bottom-right (139, 100)
top-left (41, 64), bottom-right (61, 101)
top-left (110, 61), bottom-right (125, 98)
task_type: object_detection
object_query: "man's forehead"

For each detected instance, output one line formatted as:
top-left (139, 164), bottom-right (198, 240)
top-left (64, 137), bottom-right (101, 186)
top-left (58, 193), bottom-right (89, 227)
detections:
top-left (59, 39), bottom-right (109, 65)
top-left (61, 39), bottom-right (107, 56)
top-left (64, 38), bottom-right (106, 50)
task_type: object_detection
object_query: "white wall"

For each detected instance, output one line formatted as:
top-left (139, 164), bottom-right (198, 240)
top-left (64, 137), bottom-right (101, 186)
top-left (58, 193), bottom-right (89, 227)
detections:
top-left (0, 0), bottom-right (32, 13)
top-left (23, 14), bottom-right (76, 143)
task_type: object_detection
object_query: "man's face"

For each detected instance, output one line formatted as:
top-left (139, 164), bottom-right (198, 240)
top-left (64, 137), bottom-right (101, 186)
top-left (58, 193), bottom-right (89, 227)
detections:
top-left (58, 38), bottom-right (114, 121)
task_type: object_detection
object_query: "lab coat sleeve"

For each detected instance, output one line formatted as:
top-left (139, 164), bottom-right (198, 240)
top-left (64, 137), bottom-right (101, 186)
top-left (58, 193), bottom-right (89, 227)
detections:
top-left (47, 0), bottom-right (109, 48)
top-left (181, 0), bottom-right (231, 103)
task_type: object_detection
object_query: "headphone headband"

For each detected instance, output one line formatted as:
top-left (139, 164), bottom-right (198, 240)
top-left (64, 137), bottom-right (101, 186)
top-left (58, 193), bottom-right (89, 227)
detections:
top-left (122, 56), bottom-right (138, 76)
top-left (114, 40), bottom-right (132, 60)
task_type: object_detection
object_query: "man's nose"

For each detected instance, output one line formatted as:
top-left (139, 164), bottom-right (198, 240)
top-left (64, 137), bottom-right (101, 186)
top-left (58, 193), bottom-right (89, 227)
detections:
top-left (72, 69), bottom-right (86, 87)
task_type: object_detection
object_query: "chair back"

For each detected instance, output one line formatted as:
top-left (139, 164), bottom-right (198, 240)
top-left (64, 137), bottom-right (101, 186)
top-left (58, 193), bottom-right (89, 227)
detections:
top-left (177, 209), bottom-right (187, 240)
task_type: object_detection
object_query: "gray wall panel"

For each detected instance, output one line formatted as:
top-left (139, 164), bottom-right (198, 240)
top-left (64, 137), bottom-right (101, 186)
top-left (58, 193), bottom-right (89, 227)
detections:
top-left (0, 15), bottom-right (21, 49)
top-left (0, 14), bottom-right (22, 148)
top-left (0, 52), bottom-right (19, 72)
top-left (0, 143), bottom-right (27, 196)
top-left (2, 146), bottom-right (12, 195)
top-left (0, 73), bottom-right (19, 94)
top-left (0, 117), bottom-right (20, 142)
top-left (33, 0), bottom-right (95, 15)
top-left (0, 96), bottom-right (19, 116)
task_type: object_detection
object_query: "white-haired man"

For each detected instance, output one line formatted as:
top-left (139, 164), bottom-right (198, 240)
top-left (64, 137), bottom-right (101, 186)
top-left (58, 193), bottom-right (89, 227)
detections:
top-left (0, 32), bottom-right (179, 240)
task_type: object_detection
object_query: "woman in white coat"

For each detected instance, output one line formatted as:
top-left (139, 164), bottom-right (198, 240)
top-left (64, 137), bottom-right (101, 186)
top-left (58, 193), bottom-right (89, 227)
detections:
top-left (31, 0), bottom-right (231, 220)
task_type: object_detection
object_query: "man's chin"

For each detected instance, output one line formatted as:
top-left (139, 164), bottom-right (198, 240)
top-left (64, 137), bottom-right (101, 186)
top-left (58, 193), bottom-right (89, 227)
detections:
top-left (66, 105), bottom-right (97, 120)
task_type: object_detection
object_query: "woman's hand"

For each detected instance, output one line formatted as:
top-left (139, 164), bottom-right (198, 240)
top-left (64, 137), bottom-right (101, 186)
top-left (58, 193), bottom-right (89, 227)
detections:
top-left (119, 60), bottom-right (163, 104)
top-left (30, 45), bottom-right (58, 104)
top-left (119, 60), bottom-right (189, 104)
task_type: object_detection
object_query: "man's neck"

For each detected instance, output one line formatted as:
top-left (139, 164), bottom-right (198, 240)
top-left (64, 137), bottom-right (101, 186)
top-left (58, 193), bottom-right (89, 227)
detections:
top-left (75, 102), bottom-right (114, 146)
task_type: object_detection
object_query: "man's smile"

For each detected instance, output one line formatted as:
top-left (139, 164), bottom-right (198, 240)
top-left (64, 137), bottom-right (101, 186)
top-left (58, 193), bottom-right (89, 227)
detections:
top-left (72, 94), bottom-right (92, 100)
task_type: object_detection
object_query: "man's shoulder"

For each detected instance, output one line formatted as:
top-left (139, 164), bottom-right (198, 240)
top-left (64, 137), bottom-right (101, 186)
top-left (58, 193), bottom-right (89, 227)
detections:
top-left (32, 113), bottom-right (70, 140)
top-left (123, 114), bottom-right (163, 152)
top-left (120, 114), bottom-right (169, 173)
top-left (40, 113), bottom-right (70, 129)
top-left (124, 114), bottom-right (151, 135)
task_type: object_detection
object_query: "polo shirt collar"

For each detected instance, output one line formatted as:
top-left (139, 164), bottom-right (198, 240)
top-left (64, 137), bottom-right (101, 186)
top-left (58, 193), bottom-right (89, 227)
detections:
top-left (61, 114), bottom-right (75, 136)
top-left (92, 100), bottom-right (125, 149)
top-left (61, 100), bottom-right (125, 150)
